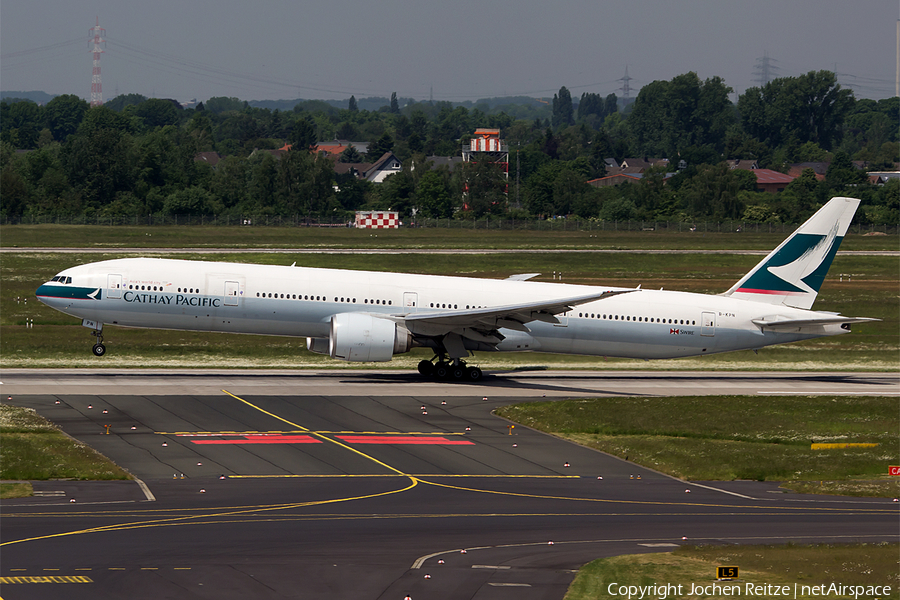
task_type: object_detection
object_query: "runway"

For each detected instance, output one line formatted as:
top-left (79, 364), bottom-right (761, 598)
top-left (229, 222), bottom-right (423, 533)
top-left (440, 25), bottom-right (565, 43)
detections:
top-left (1, 370), bottom-right (898, 600)
top-left (2, 368), bottom-right (898, 398)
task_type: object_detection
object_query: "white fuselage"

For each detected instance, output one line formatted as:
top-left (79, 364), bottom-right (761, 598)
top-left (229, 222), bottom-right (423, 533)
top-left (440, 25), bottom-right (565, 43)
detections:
top-left (36, 257), bottom-right (850, 361)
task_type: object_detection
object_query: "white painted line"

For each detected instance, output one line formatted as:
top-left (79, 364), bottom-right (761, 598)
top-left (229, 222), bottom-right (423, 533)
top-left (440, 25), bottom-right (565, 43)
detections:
top-left (638, 543), bottom-right (679, 547)
top-left (411, 550), bottom-right (455, 570)
top-left (759, 391), bottom-right (900, 395)
top-left (684, 481), bottom-right (758, 499)
top-left (472, 565), bottom-right (511, 570)
top-left (135, 478), bottom-right (156, 502)
top-left (489, 583), bottom-right (531, 587)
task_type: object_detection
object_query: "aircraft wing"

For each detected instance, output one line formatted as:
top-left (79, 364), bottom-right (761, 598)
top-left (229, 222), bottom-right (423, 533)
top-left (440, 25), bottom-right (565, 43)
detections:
top-left (751, 315), bottom-right (880, 331)
top-left (402, 289), bottom-right (636, 334)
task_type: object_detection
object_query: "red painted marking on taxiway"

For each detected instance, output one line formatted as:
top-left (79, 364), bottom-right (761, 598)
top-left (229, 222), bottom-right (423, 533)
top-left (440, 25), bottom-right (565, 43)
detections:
top-left (191, 435), bottom-right (321, 444)
top-left (337, 436), bottom-right (474, 445)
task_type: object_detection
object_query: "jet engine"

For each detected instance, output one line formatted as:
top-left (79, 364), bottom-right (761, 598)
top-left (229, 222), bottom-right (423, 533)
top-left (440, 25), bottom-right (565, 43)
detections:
top-left (327, 312), bottom-right (413, 362)
top-left (305, 337), bottom-right (330, 355)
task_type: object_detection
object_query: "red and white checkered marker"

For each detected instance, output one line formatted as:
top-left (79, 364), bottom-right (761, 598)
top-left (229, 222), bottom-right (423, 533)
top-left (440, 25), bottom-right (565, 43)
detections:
top-left (355, 211), bottom-right (399, 229)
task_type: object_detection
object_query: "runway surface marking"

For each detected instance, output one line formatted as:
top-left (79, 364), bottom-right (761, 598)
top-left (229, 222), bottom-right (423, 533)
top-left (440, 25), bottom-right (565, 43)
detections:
top-left (410, 533), bottom-right (900, 569)
top-left (162, 430), bottom-right (468, 436)
top-left (0, 575), bottom-right (93, 584)
top-left (336, 435), bottom-right (474, 445)
top-left (219, 389), bottom-right (415, 477)
top-left (189, 434), bottom-right (322, 444)
top-left (4, 389), bottom-right (894, 553)
top-left (229, 474), bottom-right (578, 479)
top-left (177, 432), bottom-right (474, 445)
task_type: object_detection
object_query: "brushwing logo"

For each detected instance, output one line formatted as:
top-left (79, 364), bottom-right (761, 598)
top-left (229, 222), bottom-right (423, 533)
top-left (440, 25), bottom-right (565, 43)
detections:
top-left (738, 225), bottom-right (841, 297)
top-left (87, 288), bottom-right (101, 300)
top-left (765, 221), bottom-right (839, 295)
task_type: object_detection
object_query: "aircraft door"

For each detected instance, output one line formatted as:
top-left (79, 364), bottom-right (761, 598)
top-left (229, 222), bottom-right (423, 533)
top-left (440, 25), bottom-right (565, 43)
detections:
top-left (403, 292), bottom-right (418, 313)
top-left (107, 274), bottom-right (123, 299)
top-left (701, 311), bottom-right (716, 337)
top-left (224, 281), bottom-right (240, 306)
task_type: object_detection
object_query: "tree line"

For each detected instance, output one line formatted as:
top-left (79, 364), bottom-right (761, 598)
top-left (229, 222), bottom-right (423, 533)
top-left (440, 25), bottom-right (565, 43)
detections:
top-left (1, 70), bottom-right (897, 225)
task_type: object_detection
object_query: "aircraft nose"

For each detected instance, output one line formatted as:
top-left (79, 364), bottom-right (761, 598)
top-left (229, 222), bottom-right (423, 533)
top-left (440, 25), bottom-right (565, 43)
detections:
top-left (35, 283), bottom-right (54, 306)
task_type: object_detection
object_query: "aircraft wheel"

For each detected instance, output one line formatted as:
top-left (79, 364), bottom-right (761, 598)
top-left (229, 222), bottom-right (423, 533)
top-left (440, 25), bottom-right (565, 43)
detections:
top-left (434, 363), bottom-right (449, 379)
top-left (465, 367), bottom-right (483, 382)
top-left (451, 366), bottom-right (466, 380)
top-left (417, 360), bottom-right (434, 376)
top-left (92, 343), bottom-right (106, 357)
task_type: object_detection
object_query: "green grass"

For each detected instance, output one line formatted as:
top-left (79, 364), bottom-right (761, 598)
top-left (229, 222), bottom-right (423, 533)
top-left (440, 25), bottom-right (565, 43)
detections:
top-left (0, 482), bottom-right (33, 499)
top-left (565, 543), bottom-right (899, 600)
top-left (0, 404), bottom-right (131, 481)
top-left (2, 250), bottom-right (897, 369)
top-left (1, 223), bottom-right (897, 251)
top-left (495, 396), bottom-right (900, 495)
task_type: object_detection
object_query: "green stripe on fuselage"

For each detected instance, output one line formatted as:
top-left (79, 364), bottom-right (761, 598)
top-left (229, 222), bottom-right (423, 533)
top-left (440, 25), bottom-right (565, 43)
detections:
top-left (35, 284), bottom-right (101, 300)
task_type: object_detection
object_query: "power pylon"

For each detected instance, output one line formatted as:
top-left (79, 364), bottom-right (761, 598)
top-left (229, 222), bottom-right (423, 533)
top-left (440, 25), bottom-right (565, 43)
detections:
top-left (89, 17), bottom-right (106, 107)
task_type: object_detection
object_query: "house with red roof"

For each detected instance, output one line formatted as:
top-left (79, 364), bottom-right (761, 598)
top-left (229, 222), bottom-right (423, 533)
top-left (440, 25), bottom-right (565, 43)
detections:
top-left (752, 169), bottom-right (794, 193)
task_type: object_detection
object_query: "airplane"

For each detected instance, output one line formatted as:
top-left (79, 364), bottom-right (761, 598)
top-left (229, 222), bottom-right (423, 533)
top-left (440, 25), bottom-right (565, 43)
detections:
top-left (36, 196), bottom-right (876, 382)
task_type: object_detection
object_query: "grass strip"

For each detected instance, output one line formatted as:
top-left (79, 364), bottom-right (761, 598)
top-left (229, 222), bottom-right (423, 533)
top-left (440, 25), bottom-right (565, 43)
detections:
top-left (0, 404), bottom-right (131, 482)
top-left (2, 224), bottom-right (896, 251)
top-left (0, 482), bottom-right (33, 499)
top-left (495, 396), bottom-right (900, 496)
top-left (565, 543), bottom-right (899, 600)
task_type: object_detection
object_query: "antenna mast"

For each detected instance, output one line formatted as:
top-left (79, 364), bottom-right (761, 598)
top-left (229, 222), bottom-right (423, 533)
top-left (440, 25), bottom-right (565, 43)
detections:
top-left (89, 17), bottom-right (106, 107)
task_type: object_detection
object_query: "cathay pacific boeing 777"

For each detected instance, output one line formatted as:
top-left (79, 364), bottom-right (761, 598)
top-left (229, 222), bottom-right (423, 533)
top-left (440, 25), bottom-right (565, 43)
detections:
top-left (36, 196), bottom-right (875, 381)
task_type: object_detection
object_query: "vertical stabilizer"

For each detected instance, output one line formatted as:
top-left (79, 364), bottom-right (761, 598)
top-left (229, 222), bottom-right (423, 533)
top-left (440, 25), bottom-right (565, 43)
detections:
top-left (721, 197), bottom-right (860, 309)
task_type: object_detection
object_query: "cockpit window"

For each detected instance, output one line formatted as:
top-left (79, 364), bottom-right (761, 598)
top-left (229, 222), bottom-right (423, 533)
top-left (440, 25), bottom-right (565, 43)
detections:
top-left (51, 275), bottom-right (72, 284)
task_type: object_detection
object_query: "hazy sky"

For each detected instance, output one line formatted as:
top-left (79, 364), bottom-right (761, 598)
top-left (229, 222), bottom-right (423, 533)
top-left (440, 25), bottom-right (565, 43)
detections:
top-left (2, 0), bottom-right (898, 104)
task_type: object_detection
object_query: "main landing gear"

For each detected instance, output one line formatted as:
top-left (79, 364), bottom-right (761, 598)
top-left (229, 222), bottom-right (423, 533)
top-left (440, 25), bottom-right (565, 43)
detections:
top-left (91, 330), bottom-right (106, 357)
top-left (417, 356), bottom-right (482, 382)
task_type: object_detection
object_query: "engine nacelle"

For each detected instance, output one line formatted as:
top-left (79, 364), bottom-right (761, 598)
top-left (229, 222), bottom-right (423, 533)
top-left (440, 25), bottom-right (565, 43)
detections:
top-left (329, 313), bottom-right (412, 362)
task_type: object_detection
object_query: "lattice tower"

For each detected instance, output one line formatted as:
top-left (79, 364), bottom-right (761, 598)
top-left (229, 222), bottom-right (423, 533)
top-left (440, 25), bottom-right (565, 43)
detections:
top-left (89, 17), bottom-right (106, 107)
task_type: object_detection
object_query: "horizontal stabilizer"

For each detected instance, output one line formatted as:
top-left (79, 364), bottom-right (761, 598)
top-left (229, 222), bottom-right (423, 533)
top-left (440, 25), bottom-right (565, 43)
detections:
top-left (752, 315), bottom-right (879, 331)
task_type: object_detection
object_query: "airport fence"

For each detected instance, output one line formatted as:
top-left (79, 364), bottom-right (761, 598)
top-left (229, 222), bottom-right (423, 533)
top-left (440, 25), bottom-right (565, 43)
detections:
top-left (2, 213), bottom-right (897, 236)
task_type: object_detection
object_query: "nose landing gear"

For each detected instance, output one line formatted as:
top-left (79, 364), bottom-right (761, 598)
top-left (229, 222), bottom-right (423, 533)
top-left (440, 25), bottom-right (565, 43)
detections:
top-left (91, 330), bottom-right (106, 357)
